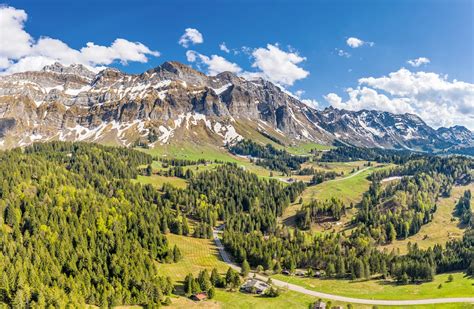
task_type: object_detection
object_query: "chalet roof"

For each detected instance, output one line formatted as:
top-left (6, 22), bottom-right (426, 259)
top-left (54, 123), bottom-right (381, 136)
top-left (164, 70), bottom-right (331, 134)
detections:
top-left (241, 279), bottom-right (269, 290)
top-left (192, 292), bottom-right (207, 301)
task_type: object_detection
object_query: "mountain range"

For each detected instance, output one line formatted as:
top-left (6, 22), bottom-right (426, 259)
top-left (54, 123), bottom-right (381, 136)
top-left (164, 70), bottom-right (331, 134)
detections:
top-left (0, 61), bottom-right (472, 153)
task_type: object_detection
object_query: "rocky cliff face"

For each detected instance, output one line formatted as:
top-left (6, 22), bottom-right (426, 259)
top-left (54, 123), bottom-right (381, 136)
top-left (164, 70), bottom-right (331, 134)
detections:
top-left (0, 61), bottom-right (472, 152)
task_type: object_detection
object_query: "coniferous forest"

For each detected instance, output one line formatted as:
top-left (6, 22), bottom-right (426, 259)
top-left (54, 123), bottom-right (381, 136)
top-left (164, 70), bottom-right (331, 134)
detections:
top-left (0, 141), bottom-right (473, 307)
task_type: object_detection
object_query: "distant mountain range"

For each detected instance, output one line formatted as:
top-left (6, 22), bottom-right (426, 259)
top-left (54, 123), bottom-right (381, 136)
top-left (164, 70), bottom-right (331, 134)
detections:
top-left (0, 61), bottom-right (472, 154)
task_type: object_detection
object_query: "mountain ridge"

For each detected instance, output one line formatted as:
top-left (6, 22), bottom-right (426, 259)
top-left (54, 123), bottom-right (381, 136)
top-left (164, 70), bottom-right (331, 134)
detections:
top-left (0, 61), bottom-right (472, 153)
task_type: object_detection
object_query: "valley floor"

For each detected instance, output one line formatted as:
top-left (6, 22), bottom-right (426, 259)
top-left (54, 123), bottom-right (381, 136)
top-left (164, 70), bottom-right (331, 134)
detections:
top-left (156, 233), bottom-right (474, 309)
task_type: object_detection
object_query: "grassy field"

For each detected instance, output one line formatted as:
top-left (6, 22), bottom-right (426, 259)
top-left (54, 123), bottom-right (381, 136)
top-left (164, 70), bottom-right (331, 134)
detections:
top-left (139, 142), bottom-right (281, 180)
top-left (155, 234), bottom-right (229, 281)
top-left (133, 174), bottom-right (188, 189)
top-left (300, 167), bottom-right (373, 204)
top-left (272, 272), bottom-right (474, 301)
top-left (286, 142), bottom-right (334, 155)
top-left (140, 142), bottom-right (236, 162)
top-left (155, 234), bottom-right (473, 309)
top-left (300, 160), bottom-right (371, 175)
top-left (281, 165), bottom-right (381, 231)
top-left (167, 281), bottom-right (474, 309)
top-left (379, 183), bottom-right (473, 254)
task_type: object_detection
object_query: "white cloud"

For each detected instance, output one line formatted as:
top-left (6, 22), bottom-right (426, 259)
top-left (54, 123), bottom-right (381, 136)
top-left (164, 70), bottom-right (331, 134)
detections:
top-left (219, 42), bottom-right (230, 53)
top-left (336, 48), bottom-right (351, 58)
top-left (186, 50), bottom-right (241, 75)
top-left (0, 6), bottom-right (160, 74)
top-left (407, 57), bottom-right (430, 67)
top-left (324, 68), bottom-right (474, 129)
top-left (0, 6), bottom-right (32, 59)
top-left (250, 44), bottom-right (309, 86)
top-left (346, 37), bottom-right (374, 48)
top-left (286, 89), bottom-right (319, 109)
top-left (301, 99), bottom-right (319, 109)
top-left (178, 28), bottom-right (203, 48)
top-left (294, 89), bottom-right (305, 97)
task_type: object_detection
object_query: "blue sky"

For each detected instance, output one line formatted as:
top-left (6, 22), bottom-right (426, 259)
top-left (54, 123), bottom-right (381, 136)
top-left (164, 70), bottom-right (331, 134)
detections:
top-left (1, 0), bottom-right (473, 128)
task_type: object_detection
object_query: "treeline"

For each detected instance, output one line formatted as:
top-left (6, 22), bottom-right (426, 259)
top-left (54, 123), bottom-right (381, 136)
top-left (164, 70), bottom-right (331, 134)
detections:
top-left (370, 156), bottom-right (472, 187)
top-left (229, 139), bottom-right (307, 174)
top-left (156, 166), bottom-right (194, 179)
top-left (183, 267), bottom-right (238, 298)
top-left (296, 198), bottom-right (346, 229)
top-left (0, 142), bottom-right (175, 307)
top-left (309, 171), bottom-right (338, 185)
top-left (321, 145), bottom-right (423, 164)
top-left (26, 141), bottom-right (152, 179)
top-left (455, 190), bottom-right (472, 226)
top-left (160, 158), bottom-right (207, 167)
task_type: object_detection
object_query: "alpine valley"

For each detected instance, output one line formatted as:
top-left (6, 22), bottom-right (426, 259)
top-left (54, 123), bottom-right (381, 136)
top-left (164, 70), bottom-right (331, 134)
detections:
top-left (0, 61), bottom-right (472, 154)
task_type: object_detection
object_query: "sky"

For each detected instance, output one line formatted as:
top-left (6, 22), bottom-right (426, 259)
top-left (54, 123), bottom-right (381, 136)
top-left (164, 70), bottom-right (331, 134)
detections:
top-left (0, 0), bottom-right (473, 129)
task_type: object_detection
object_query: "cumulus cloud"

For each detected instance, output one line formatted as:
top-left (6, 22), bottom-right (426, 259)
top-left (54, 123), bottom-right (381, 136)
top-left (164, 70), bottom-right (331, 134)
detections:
top-left (301, 98), bottom-right (319, 109)
top-left (186, 44), bottom-right (310, 86)
top-left (346, 37), bottom-right (374, 48)
top-left (250, 44), bottom-right (309, 86)
top-left (407, 57), bottom-right (430, 67)
top-left (186, 50), bottom-right (241, 75)
top-left (219, 42), bottom-right (230, 53)
top-left (324, 68), bottom-right (474, 129)
top-left (178, 28), bottom-right (203, 48)
top-left (0, 6), bottom-right (160, 74)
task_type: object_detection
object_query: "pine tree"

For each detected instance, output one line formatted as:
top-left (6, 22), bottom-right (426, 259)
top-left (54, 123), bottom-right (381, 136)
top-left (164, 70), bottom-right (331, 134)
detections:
top-left (241, 260), bottom-right (250, 277)
top-left (208, 287), bottom-right (215, 299)
top-left (173, 245), bottom-right (182, 262)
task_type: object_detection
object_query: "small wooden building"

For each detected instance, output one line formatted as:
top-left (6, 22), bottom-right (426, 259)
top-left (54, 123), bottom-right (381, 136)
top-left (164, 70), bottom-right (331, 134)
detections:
top-left (190, 292), bottom-right (208, 301)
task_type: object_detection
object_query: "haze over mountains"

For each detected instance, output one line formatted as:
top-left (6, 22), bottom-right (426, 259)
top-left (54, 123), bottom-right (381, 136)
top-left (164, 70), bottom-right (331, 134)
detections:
top-left (0, 61), bottom-right (472, 153)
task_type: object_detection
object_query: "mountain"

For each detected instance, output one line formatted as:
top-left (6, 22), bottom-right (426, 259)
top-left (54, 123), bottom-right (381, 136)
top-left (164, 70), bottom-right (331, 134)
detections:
top-left (0, 61), bottom-right (472, 153)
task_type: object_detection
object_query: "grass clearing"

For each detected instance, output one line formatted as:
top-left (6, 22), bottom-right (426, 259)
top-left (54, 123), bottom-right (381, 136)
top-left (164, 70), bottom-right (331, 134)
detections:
top-left (133, 174), bottom-right (188, 189)
top-left (281, 165), bottom-right (381, 231)
top-left (138, 143), bottom-right (280, 179)
top-left (155, 234), bottom-right (228, 281)
top-left (300, 167), bottom-right (372, 205)
top-left (301, 160), bottom-right (370, 175)
top-left (380, 183), bottom-right (473, 254)
top-left (213, 289), bottom-right (337, 309)
top-left (140, 142), bottom-right (236, 162)
top-left (272, 272), bottom-right (474, 301)
top-left (286, 142), bottom-right (334, 155)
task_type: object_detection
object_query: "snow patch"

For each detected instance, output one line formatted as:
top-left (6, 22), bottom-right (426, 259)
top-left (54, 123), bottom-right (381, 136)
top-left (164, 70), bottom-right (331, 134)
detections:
top-left (65, 85), bottom-right (91, 96)
top-left (212, 83), bottom-right (231, 95)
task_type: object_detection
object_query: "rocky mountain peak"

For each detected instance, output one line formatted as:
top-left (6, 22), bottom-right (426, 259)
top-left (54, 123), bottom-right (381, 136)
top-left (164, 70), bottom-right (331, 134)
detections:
top-left (42, 62), bottom-right (97, 80)
top-left (0, 61), bottom-right (472, 154)
top-left (148, 61), bottom-right (208, 85)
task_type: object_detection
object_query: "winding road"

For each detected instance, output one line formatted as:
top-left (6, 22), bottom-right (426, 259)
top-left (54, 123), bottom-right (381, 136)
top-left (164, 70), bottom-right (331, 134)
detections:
top-left (213, 225), bottom-right (474, 306)
top-left (329, 166), bottom-right (370, 182)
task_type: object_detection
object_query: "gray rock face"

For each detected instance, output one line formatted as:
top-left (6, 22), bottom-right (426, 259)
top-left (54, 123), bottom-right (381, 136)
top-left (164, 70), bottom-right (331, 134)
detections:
top-left (0, 61), bottom-right (471, 152)
top-left (436, 126), bottom-right (473, 147)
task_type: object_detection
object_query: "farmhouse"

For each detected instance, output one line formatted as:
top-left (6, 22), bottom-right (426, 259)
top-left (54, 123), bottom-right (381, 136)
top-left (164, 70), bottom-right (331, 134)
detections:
top-left (240, 278), bottom-right (270, 294)
top-left (190, 292), bottom-right (208, 301)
